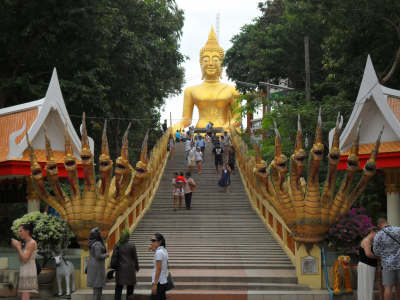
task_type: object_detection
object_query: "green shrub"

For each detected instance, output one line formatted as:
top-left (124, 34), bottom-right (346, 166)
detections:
top-left (11, 212), bottom-right (74, 267)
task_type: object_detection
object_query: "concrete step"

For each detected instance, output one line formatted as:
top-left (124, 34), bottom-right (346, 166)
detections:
top-left (101, 142), bottom-right (304, 293)
top-left (72, 289), bottom-right (331, 300)
top-left (104, 281), bottom-right (309, 291)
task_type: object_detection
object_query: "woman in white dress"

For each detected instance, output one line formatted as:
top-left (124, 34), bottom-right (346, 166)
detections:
top-left (11, 222), bottom-right (38, 300)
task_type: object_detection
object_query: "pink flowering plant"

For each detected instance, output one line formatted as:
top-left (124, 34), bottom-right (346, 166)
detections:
top-left (325, 207), bottom-right (374, 253)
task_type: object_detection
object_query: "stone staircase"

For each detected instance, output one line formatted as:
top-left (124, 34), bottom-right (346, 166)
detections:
top-left (103, 142), bottom-right (324, 298)
top-left (72, 141), bottom-right (331, 299)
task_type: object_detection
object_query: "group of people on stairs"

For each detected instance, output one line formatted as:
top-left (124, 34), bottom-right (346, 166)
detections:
top-left (168, 128), bottom-right (236, 198)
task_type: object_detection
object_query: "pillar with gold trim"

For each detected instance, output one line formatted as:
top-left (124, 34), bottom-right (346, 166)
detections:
top-left (26, 176), bottom-right (40, 213)
top-left (384, 168), bottom-right (400, 227)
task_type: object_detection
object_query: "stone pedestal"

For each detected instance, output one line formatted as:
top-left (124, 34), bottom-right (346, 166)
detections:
top-left (384, 168), bottom-right (400, 226)
top-left (295, 243), bottom-right (322, 289)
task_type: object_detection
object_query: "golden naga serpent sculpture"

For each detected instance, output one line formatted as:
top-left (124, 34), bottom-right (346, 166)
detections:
top-left (249, 109), bottom-right (384, 243)
top-left (27, 114), bottom-right (151, 249)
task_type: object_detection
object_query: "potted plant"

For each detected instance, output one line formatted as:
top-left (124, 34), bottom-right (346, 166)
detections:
top-left (11, 211), bottom-right (74, 284)
top-left (325, 207), bottom-right (374, 279)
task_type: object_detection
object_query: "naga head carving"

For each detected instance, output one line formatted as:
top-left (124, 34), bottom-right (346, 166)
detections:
top-left (27, 133), bottom-right (43, 180)
top-left (115, 123), bottom-right (132, 177)
top-left (64, 119), bottom-right (77, 172)
top-left (311, 107), bottom-right (324, 161)
top-left (363, 126), bottom-right (384, 176)
top-left (250, 130), bottom-right (269, 179)
top-left (99, 120), bottom-right (113, 173)
top-left (135, 131), bottom-right (149, 178)
top-left (347, 120), bottom-right (361, 172)
top-left (328, 113), bottom-right (341, 165)
top-left (80, 113), bottom-right (94, 166)
top-left (272, 120), bottom-right (288, 173)
top-left (43, 124), bottom-right (58, 177)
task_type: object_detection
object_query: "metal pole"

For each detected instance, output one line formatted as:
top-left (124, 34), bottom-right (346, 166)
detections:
top-left (305, 36), bottom-right (311, 101)
top-left (170, 112), bottom-right (172, 127)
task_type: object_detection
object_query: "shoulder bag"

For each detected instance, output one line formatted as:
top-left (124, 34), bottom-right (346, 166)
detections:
top-left (161, 249), bottom-right (175, 291)
top-left (381, 228), bottom-right (400, 246)
top-left (189, 179), bottom-right (196, 191)
top-left (110, 244), bottom-right (119, 269)
top-left (35, 259), bottom-right (41, 275)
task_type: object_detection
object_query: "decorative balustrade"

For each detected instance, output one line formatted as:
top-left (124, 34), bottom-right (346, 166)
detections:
top-left (229, 126), bottom-right (295, 264)
top-left (103, 127), bottom-right (172, 266)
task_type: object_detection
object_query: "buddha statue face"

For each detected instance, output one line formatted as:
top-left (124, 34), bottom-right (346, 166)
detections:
top-left (200, 27), bottom-right (224, 80)
top-left (201, 51), bottom-right (222, 78)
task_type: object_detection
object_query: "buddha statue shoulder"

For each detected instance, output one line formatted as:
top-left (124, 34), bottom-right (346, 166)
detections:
top-left (174, 27), bottom-right (241, 131)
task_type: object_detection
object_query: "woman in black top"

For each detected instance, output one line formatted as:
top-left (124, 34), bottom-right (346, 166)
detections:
top-left (358, 227), bottom-right (379, 300)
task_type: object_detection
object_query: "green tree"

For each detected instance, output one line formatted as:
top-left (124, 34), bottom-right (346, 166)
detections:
top-left (225, 0), bottom-right (395, 220)
top-left (0, 0), bottom-right (186, 162)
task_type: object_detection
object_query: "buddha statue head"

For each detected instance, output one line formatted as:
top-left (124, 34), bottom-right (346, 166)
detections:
top-left (200, 27), bottom-right (224, 80)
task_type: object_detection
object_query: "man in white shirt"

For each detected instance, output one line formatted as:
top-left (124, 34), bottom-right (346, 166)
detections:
top-left (184, 139), bottom-right (191, 165)
top-left (186, 142), bottom-right (197, 172)
top-left (223, 131), bottom-right (231, 152)
top-left (181, 130), bottom-right (188, 142)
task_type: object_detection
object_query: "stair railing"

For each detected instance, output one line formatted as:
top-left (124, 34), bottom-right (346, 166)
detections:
top-left (104, 127), bottom-right (172, 262)
top-left (229, 126), bottom-right (295, 264)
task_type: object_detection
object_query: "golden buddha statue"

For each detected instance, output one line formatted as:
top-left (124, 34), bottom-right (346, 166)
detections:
top-left (174, 27), bottom-right (241, 130)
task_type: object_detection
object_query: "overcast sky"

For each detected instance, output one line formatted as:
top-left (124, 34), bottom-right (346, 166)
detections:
top-left (160, 0), bottom-right (263, 128)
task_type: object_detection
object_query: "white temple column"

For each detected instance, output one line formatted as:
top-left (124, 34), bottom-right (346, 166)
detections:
top-left (384, 168), bottom-right (400, 227)
top-left (26, 176), bottom-right (40, 213)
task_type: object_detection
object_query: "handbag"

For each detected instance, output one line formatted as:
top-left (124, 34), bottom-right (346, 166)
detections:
top-left (188, 179), bottom-right (196, 191)
top-left (35, 259), bottom-right (41, 275)
top-left (161, 249), bottom-right (175, 291)
top-left (110, 244), bottom-right (119, 269)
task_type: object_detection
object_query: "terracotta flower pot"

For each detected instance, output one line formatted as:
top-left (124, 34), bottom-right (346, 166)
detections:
top-left (37, 267), bottom-right (56, 284)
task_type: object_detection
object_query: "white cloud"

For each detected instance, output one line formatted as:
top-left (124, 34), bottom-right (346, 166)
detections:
top-left (161, 0), bottom-right (263, 127)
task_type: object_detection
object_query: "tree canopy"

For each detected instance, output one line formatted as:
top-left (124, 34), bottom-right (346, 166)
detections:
top-left (0, 0), bottom-right (186, 161)
top-left (224, 0), bottom-right (400, 220)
